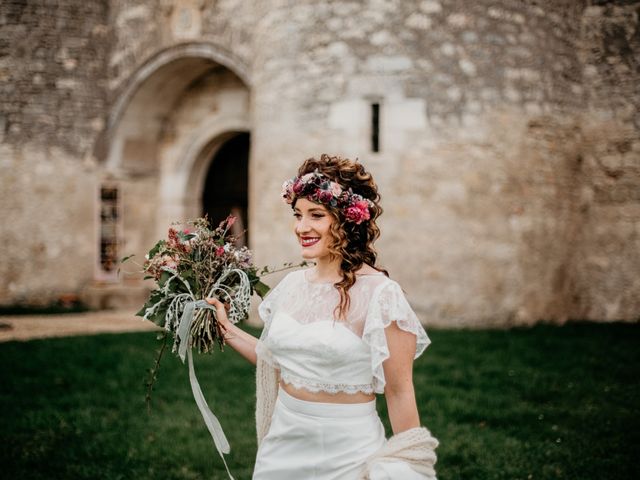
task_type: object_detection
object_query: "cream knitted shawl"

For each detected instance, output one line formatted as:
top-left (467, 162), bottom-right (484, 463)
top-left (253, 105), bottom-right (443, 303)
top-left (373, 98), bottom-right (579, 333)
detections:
top-left (255, 357), bottom-right (279, 444)
top-left (358, 426), bottom-right (438, 479)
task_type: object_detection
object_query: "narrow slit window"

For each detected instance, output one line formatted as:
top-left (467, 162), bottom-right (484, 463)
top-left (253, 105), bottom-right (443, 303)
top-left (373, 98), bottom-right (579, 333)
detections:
top-left (99, 185), bottom-right (120, 277)
top-left (371, 102), bottom-right (380, 153)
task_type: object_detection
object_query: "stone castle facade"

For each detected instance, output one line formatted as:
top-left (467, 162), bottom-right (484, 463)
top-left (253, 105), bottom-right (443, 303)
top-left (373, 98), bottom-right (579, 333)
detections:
top-left (1, 0), bottom-right (638, 326)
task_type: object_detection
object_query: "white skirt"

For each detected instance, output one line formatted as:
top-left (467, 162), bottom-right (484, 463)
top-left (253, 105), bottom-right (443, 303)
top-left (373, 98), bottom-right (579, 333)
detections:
top-left (253, 388), bottom-right (386, 480)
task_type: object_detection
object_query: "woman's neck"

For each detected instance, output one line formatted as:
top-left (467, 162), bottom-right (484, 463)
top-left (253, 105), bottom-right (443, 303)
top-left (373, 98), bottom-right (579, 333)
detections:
top-left (312, 256), bottom-right (342, 282)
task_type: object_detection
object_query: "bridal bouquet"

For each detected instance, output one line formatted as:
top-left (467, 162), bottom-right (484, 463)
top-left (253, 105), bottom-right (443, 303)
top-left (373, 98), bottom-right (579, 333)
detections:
top-left (124, 215), bottom-right (278, 479)
top-left (135, 215), bottom-right (269, 356)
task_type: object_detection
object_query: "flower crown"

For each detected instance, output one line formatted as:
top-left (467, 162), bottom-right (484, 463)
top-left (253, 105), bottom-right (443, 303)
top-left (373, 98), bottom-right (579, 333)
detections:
top-left (281, 170), bottom-right (374, 224)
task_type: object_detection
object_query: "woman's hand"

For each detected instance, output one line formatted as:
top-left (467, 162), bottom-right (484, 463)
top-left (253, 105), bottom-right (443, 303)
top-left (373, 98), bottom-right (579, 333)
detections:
top-left (205, 296), bottom-right (259, 365)
top-left (205, 297), bottom-right (231, 331)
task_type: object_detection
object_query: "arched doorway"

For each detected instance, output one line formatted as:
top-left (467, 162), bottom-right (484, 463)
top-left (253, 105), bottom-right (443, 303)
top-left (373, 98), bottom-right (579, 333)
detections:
top-left (202, 132), bottom-right (250, 245)
top-left (99, 42), bottom-right (251, 289)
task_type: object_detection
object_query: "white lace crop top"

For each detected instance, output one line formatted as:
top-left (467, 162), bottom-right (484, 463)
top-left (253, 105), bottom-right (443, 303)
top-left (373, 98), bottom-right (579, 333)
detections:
top-left (255, 269), bottom-right (430, 395)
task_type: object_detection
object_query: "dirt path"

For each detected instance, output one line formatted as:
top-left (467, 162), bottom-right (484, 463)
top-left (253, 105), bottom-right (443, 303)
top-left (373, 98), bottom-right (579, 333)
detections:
top-left (0, 310), bottom-right (161, 342)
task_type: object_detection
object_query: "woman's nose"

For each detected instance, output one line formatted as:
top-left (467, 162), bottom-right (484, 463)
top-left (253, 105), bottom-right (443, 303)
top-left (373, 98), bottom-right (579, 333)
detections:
top-left (296, 217), bottom-right (311, 233)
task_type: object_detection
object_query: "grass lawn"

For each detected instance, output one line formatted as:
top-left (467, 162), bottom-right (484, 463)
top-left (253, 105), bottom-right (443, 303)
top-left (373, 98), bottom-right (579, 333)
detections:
top-left (0, 322), bottom-right (638, 480)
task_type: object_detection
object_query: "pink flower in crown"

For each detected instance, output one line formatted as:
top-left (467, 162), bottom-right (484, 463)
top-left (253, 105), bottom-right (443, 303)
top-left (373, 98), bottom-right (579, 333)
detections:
top-left (317, 188), bottom-right (333, 204)
top-left (329, 182), bottom-right (343, 197)
top-left (344, 199), bottom-right (371, 224)
top-left (281, 179), bottom-right (295, 203)
top-left (300, 172), bottom-right (316, 183)
top-left (292, 179), bottom-right (305, 195)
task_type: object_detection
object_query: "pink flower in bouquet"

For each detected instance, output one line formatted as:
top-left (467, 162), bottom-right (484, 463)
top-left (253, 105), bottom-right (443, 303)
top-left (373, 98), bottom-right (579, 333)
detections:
top-left (215, 246), bottom-right (225, 257)
top-left (162, 254), bottom-right (179, 270)
top-left (168, 228), bottom-right (180, 248)
top-left (226, 215), bottom-right (236, 228)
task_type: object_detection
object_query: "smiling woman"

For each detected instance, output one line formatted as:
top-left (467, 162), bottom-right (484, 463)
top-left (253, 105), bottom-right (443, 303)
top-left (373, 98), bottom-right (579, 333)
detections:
top-left (207, 154), bottom-right (438, 479)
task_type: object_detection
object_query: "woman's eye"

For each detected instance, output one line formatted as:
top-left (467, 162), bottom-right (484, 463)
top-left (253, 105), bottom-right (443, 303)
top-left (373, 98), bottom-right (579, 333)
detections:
top-left (293, 212), bottom-right (324, 219)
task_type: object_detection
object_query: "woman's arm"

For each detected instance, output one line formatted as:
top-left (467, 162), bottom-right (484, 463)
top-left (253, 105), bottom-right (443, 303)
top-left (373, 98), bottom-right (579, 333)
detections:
top-left (205, 297), bottom-right (259, 365)
top-left (383, 321), bottom-right (421, 434)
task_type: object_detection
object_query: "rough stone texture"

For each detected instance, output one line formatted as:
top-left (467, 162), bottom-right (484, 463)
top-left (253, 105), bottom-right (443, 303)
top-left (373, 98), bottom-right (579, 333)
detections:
top-left (107, 0), bottom-right (256, 93)
top-left (0, 0), bottom-right (109, 156)
top-left (248, 0), bottom-right (638, 326)
top-left (572, 2), bottom-right (640, 321)
top-left (0, 143), bottom-right (97, 304)
top-left (0, 1), bottom-right (108, 305)
top-left (0, 0), bottom-right (638, 326)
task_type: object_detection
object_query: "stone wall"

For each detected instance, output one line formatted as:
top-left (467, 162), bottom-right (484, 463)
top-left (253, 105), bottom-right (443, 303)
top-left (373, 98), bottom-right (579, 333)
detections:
top-left (249, 0), bottom-right (630, 326)
top-left (0, 0), bottom-right (256, 305)
top-left (107, 0), bottom-right (256, 95)
top-left (0, 0), bottom-right (109, 304)
top-left (571, 2), bottom-right (640, 321)
top-left (1, 0), bottom-right (109, 155)
top-left (0, 0), bottom-right (638, 324)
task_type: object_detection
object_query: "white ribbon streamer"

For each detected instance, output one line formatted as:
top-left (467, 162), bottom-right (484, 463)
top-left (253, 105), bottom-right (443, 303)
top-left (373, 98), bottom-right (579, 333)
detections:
top-left (144, 267), bottom-right (252, 480)
top-left (187, 348), bottom-right (235, 479)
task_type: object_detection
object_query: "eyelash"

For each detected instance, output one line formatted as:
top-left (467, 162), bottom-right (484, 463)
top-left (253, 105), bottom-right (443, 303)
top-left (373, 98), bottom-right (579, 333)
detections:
top-left (293, 213), bottom-right (324, 219)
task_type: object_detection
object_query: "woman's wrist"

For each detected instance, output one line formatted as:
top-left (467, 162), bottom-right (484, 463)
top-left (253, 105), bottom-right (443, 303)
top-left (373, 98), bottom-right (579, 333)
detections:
top-left (223, 329), bottom-right (236, 343)
top-left (220, 322), bottom-right (235, 343)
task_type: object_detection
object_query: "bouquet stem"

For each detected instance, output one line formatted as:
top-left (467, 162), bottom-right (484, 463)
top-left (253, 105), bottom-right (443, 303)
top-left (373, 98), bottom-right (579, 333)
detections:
top-left (190, 308), bottom-right (222, 353)
top-left (146, 331), bottom-right (168, 413)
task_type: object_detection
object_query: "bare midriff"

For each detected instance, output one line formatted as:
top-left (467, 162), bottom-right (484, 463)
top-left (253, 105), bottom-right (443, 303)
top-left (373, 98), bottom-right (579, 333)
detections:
top-left (280, 380), bottom-right (376, 404)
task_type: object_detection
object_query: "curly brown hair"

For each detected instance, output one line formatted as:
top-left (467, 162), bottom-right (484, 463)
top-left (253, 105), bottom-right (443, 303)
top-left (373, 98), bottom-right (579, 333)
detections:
top-left (294, 154), bottom-right (388, 320)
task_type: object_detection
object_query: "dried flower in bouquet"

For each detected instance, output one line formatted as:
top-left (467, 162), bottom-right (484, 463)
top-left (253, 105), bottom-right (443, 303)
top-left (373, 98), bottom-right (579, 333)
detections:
top-left (137, 216), bottom-right (269, 354)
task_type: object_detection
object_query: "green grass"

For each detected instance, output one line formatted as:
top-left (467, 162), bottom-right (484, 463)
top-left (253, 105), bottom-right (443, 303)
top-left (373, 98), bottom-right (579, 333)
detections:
top-left (0, 322), bottom-right (637, 480)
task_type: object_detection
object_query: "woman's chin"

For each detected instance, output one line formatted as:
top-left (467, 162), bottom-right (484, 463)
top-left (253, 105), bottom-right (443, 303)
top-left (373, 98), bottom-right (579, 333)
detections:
top-left (300, 249), bottom-right (317, 260)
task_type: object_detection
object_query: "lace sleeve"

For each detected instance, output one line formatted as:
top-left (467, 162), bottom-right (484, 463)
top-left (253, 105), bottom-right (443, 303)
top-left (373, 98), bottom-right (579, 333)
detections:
top-left (362, 280), bottom-right (431, 394)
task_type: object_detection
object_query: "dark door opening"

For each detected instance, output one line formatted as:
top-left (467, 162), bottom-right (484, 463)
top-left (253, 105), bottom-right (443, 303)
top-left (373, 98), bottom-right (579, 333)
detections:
top-left (202, 132), bottom-right (250, 245)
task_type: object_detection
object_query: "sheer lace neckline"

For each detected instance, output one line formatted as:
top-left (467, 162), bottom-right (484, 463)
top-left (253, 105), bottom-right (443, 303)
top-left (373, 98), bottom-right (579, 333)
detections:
top-left (302, 268), bottom-right (386, 285)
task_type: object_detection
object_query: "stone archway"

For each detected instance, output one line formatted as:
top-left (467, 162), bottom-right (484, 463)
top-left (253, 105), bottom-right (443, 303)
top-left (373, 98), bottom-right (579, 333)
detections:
top-left (99, 43), bottom-right (251, 284)
top-left (104, 42), bottom-right (250, 158)
top-left (102, 42), bottom-right (250, 173)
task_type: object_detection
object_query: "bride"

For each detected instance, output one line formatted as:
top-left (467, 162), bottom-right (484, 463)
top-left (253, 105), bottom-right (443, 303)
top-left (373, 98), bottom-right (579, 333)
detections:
top-left (207, 154), bottom-right (438, 479)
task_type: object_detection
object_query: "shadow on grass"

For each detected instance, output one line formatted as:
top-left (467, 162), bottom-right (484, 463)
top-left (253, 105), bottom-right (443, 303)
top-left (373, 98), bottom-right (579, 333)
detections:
top-left (0, 322), bottom-right (638, 479)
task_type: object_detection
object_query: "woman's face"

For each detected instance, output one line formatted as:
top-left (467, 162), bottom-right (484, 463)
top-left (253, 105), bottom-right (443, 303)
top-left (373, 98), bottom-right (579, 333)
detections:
top-left (293, 198), bottom-right (335, 261)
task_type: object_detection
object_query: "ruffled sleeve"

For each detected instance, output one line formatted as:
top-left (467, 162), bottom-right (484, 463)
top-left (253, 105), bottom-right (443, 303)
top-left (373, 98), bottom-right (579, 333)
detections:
top-left (362, 280), bottom-right (431, 394)
top-left (257, 279), bottom-right (281, 328)
top-left (255, 273), bottom-right (291, 367)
